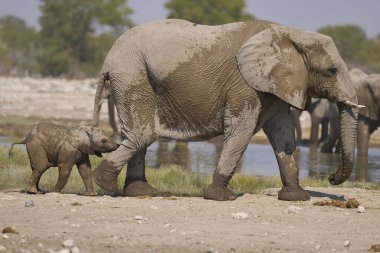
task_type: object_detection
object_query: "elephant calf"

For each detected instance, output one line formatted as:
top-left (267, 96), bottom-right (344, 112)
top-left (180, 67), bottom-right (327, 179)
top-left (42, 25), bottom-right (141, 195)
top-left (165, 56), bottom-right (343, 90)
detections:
top-left (9, 123), bottom-right (118, 195)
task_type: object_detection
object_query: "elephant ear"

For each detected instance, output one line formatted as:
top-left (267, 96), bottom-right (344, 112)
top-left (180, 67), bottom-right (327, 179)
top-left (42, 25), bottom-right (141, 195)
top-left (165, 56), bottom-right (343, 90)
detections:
top-left (66, 126), bottom-right (96, 155)
top-left (236, 25), bottom-right (309, 110)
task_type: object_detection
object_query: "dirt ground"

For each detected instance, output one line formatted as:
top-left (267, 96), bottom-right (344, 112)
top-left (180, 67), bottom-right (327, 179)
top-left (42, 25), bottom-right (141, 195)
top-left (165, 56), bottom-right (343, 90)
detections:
top-left (0, 188), bottom-right (380, 253)
top-left (1, 78), bottom-right (380, 252)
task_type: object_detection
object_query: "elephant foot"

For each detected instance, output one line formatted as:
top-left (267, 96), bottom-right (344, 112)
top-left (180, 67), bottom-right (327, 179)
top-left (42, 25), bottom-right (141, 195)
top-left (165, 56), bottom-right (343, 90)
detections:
top-left (204, 185), bottom-right (237, 201)
top-left (92, 160), bottom-right (119, 193)
top-left (25, 185), bottom-right (38, 194)
top-left (122, 180), bottom-right (157, 197)
top-left (278, 186), bottom-right (310, 201)
top-left (83, 190), bottom-right (97, 196)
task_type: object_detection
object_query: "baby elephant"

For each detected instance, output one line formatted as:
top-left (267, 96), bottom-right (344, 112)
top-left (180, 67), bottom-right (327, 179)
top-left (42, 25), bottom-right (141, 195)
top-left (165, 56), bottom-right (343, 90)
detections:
top-left (9, 123), bottom-right (118, 195)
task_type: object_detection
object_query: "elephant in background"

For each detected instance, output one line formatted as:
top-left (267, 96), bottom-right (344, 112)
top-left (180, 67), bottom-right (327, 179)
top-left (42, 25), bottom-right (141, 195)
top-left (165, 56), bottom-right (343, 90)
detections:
top-left (92, 19), bottom-right (360, 201)
top-left (350, 68), bottom-right (380, 157)
top-left (292, 99), bottom-right (340, 153)
top-left (9, 123), bottom-right (118, 195)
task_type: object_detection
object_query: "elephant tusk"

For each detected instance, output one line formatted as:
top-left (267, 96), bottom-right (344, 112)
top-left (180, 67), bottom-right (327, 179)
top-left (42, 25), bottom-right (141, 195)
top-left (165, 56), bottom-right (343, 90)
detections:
top-left (343, 100), bottom-right (365, 109)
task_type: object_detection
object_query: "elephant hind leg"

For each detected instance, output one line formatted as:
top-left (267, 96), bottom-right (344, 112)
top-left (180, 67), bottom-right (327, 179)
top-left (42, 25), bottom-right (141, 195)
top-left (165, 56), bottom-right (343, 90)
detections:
top-left (123, 147), bottom-right (157, 197)
top-left (25, 143), bottom-right (49, 194)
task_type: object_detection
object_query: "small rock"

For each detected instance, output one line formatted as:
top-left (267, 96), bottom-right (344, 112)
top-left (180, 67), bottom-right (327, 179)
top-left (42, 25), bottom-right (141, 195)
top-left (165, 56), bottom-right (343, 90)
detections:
top-left (150, 205), bottom-right (158, 210)
top-left (232, 212), bottom-right (249, 220)
top-left (70, 224), bottom-right (80, 228)
top-left (2, 234), bottom-right (9, 239)
top-left (62, 239), bottom-right (75, 248)
top-left (134, 216), bottom-right (144, 220)
top-left (0, 245), bottom-right (7, 252)
top-left (260, 188), bottom-right (280, 196)
top-left (284, 205), bottom-right (302, 215)
top-left (344, 240), bottom-right (350, 247)
top-left (20, 238), bottom-right (27, 244)
top-left (163, 224), bottom-right (172, 228)
top-left (71, 246), bottom-right (80, 253)
top-left (357, 206), bottom-right (365, 213)
top-left (137, 220), bottom-right (143, 224)
top-left (70, 202), bottom-right (83, 206)
top-left (70, 208), bottom-right (77, 212)
top-left (24, 200), bottom-right (34, 207)
top-left (38, 243), bottom-right (44, 248)
top-left (315, 244), bottom-right (321, 250)
top-left (58, 249), bottom-right (70, 253)
top-left (2, 226), bottom-right (18, 234)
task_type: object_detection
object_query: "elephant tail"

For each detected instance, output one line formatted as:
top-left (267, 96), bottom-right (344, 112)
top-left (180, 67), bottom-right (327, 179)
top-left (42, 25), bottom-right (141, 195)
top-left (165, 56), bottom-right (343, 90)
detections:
top-left (8, 137), bottom-right (28, 158)
top-left (92, 71), bottom-right (110, 127)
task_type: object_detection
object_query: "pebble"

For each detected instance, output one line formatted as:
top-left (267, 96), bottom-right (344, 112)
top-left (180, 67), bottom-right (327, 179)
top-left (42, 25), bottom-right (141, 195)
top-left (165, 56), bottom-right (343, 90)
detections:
top-left (62, 239), bottom-right (75, 248)
top-left (24, 200), bottom-right (34, 207)
top-left (71, 246), bottom-right (80, 253)
top-left (231, 212), bottom-right (249, 220)
top-left (137, 220), bottom-right (143, 224)
top-left (37, 243), bottom-right (44, 248)
top-left (163, 224), bottom-right (172, 228)
top-left (283, 205), bottom-right (302, 215)
top-left (344, 240), bottom-right (350, 247)
top-left (150, 205), bottom-right (158, 210)
top-left (58, 249), bottom-right (70, 253)
top-left (0, 245), bottom-right (6, 252)
top-left (357, 206), bottom-right (365, 213)
top-left (315, 244), bottom-right (321, 250)
top-left (134, 216), bottom-right (144, 220)
top-left (2, 235), bottom-right (9, 239)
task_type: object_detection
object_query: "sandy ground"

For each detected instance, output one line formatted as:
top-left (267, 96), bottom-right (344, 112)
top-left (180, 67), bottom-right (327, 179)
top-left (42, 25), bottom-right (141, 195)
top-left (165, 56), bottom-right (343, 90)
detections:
top-left (0, 188), bottom-right (380, 253)
top-left (1, 77), bottom-right (380, 252)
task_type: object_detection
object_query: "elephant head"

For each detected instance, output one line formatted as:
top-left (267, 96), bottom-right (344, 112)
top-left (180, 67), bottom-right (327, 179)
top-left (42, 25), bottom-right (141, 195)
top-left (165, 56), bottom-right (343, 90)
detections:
top-left (67, 126), bottom-right (118, 157)
top-left (237, 24), bottom-right (360, 185)
top-left (350, 68), bottom-right (380, 121)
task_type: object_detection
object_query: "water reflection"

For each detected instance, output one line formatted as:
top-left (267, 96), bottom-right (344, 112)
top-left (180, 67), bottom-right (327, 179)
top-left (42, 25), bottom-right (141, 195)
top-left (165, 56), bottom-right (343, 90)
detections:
top-left (146, 140), bottom-right (380, 183)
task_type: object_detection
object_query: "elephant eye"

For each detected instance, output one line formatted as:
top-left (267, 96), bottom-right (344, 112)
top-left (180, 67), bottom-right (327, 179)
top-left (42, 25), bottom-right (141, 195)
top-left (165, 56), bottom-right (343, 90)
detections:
top-left (101, 138), bottom-right (108, 144)
top-left (327, 67), bottom-right (338, 77)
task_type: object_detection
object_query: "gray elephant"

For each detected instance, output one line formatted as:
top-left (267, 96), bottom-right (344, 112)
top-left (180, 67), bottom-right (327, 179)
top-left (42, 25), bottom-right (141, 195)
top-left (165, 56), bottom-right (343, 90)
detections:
top-left (350, 68), bottom-right (380, 157)
top-left (92, 19), bottom-right (360, 201)
top-left (292, 99), bottom-right (340, 152)
top-left (9, 123), bottom-right (118, 195)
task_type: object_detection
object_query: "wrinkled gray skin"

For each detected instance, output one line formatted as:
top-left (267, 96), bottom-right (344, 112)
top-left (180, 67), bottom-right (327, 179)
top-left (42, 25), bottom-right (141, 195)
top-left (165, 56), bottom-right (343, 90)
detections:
top-left (350, 69), bottom-right (380, 157)
top-left (292, 99), bottom-right (340, 153)
top-left (92, 19), bottom-right (358, 201)
top-left (9, 123), bottom-right (118, 195)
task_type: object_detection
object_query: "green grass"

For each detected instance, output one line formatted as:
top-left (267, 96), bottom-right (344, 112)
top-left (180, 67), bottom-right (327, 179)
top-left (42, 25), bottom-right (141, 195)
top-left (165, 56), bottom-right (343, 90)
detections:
top-left (1, 147), bottom-right (379, 196)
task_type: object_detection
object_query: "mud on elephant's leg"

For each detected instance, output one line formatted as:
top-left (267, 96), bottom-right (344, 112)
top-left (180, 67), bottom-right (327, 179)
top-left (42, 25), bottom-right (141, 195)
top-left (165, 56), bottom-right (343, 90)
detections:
top-left (204, 106), bottom-right (257, 201)
top-left (123, 148), bottom-right (157, 197)
top-left (77, 157), bottom-right (97, 196)
top-left (53, 163), bottom-right (74, 193)
top-left (263, 108), bottom-right (310, 201)
top-left (93, 143), bottom-right (137, 193)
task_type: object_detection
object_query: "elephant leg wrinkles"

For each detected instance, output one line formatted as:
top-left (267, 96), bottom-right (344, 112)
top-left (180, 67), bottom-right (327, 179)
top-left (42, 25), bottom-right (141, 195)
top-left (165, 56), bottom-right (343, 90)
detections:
top-left (263, 105), bottom-right (310, 201)
top-left (204, 102), bottom-right (258, 201)
top-left (123, 147), bottom-right (157, 197)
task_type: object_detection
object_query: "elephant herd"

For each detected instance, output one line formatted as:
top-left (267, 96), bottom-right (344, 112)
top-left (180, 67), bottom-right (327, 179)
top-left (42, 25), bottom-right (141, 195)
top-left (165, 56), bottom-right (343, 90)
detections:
top-left (291, 69), bottom-right (380, 158)
top-left (11, 19), bottom-right (377, 201)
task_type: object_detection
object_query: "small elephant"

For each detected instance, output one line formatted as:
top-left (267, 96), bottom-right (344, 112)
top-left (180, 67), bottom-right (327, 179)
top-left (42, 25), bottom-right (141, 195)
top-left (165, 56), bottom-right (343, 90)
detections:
top-left (350, 68), bottom-right (380, 157)
top-left (92, 19), bottom-right (360, 201)
top-left (9, 123), bottom-right (118, 195)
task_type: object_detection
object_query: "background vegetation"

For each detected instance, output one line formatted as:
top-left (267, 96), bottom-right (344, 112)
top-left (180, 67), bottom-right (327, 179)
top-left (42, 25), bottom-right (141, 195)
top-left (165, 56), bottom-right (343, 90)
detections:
top-left (1, 0), bottom-right (378, 78)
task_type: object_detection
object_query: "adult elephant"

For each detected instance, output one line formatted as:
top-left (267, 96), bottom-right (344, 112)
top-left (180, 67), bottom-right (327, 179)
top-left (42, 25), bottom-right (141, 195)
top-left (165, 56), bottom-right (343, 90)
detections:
top-left (350, 68), bottom-right (380, 157)
top-left (92, 19), bottom-right (360, 201)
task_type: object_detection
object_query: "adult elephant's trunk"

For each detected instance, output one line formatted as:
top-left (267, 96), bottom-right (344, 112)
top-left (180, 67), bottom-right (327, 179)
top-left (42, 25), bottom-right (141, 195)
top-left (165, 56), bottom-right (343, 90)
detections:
top-left (92, 73), bottom-right (108, 127)
top-left (328, 102), bottom-right (358, 185)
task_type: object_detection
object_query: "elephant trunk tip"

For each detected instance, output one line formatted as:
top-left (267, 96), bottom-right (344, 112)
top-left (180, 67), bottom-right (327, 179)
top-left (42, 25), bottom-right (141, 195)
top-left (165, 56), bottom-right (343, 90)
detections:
top-left (328, 172), bottom-right (349, 185)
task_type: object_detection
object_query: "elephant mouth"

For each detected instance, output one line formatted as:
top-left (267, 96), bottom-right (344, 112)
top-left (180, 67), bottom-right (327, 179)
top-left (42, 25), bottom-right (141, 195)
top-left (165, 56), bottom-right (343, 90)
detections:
top-left (95, 151), bottom-right (103, 157)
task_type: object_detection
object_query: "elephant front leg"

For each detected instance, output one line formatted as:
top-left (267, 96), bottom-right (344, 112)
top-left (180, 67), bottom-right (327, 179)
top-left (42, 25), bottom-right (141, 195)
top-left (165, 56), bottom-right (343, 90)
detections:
top-left (53, 163), bottom-right (74, 193)
top-left (76, 157), bottom-right (97, 196)
top-left (123, 148), bottom-right (157, 197)
top-left (263, 108), bottom-right (310, 201)
top-left (204, 106), bottom-right (257, 201)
